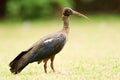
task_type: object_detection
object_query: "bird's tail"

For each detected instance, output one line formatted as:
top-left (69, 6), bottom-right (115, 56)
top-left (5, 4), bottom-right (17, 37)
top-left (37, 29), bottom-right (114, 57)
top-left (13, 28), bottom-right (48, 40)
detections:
top-left (9, 48), bottom-right (33, 74)
top-left (9, 57), bottom-right (29, 74)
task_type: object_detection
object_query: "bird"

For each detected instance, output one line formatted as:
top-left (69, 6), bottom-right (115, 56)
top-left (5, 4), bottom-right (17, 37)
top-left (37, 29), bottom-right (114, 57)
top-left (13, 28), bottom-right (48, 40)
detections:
top-left (9, 7), bottom-right (88, 74)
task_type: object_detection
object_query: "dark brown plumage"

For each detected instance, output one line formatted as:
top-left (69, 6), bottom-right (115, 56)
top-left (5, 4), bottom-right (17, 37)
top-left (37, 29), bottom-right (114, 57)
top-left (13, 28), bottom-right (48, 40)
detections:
top-left (9, 7), bottom-right (88, 74)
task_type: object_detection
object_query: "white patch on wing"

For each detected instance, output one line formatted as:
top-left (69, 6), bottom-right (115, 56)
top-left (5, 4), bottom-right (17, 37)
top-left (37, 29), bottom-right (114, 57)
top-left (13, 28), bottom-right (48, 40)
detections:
top-left (44, 38), bottom-right (53, 43)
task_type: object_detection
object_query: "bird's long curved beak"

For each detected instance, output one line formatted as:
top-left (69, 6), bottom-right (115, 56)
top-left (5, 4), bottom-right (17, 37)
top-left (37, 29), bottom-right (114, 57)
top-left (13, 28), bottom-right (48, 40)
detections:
top-left (72, 10), bottom-right (89, 20)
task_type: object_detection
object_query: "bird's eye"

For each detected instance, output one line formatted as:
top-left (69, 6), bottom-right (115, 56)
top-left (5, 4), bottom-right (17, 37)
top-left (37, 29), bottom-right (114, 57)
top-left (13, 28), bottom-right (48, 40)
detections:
top-left (63, 9), bottom-right (72, 16)
top-left (67, 9), bottom-right (72, 13)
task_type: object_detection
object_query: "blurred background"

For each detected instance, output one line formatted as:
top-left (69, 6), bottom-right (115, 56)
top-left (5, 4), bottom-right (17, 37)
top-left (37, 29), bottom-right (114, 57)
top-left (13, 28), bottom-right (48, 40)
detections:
top-left (0, 0), bottom-right (120, 20)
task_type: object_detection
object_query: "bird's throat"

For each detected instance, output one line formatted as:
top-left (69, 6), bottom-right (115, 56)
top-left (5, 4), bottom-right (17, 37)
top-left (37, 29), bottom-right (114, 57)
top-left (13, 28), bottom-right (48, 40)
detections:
top-left (62, 16), bottom-right (70, 34)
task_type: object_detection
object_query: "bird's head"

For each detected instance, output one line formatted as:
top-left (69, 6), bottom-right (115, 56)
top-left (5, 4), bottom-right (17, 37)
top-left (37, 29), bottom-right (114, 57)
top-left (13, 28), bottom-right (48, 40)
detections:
top-left (62, 7), bottom-right (89, 20)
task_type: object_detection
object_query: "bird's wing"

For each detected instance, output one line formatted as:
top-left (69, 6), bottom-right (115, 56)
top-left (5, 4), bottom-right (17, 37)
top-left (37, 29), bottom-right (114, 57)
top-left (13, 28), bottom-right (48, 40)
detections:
top-left (9, 33), bottom-right (58, 65)
top-left (9, 32), bottom-right (66, 65)
top-left (31, 32), bottom-right (60, 48)
top-left (26, 34), bottom-right (66, 63)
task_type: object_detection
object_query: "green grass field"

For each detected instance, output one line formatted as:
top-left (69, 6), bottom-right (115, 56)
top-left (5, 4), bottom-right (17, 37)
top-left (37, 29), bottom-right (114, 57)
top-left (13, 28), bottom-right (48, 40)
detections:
top-left (0, 15), bottom-right (120, 80)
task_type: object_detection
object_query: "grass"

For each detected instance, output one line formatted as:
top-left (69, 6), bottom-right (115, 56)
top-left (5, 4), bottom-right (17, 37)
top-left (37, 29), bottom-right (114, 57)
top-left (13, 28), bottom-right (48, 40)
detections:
top-left (0, 15), bottom-right (120, 80)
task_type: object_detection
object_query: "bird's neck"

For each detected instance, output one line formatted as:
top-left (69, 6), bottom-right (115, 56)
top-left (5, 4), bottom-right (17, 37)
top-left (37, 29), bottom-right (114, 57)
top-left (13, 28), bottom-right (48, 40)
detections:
top-left (62, 16), bottom-right (70, 35)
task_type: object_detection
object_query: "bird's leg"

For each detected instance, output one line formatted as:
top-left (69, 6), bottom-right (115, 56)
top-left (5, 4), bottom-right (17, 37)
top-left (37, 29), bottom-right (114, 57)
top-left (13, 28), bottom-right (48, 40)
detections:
top-left (50, 56), bottom-right (55, 72)
top-left (43, 59), bottom-right (48, 73)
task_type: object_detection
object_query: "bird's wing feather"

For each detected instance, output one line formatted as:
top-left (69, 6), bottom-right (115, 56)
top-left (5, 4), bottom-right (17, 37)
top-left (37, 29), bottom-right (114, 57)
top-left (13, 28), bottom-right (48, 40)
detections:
top-left (26, 34), bottom-right (66, 63)
top-left (9, 33), bottom-right (58, 65)
top-left (31, 32), bottom-right (60, 47)
top-left (10, 32), bottom-right (66, 65)
top-left (9, 47), bottom-right (33, 67)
